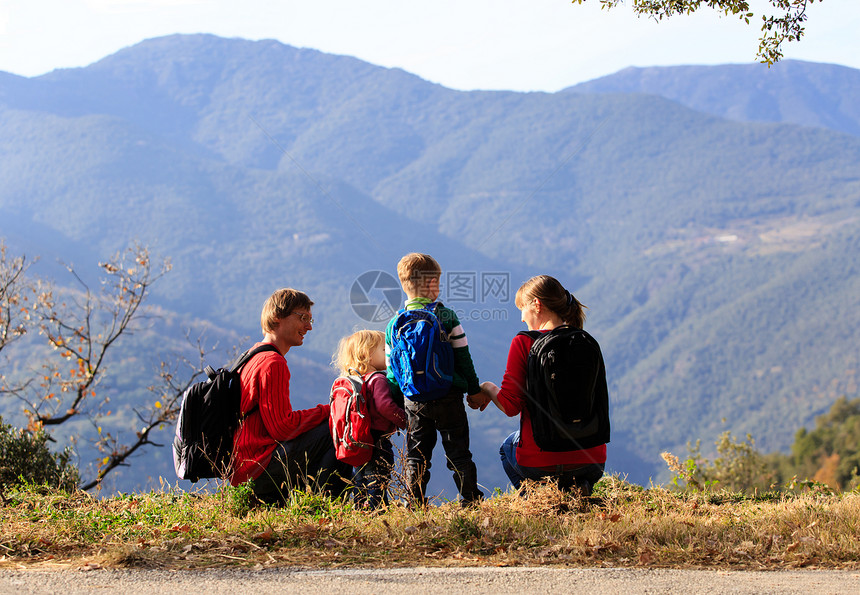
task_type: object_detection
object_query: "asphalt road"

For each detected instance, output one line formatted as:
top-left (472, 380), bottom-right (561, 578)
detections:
top-left (1, 567), bottom-right (859, 594)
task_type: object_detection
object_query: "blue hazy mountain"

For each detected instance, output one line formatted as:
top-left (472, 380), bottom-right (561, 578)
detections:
top-left (2, 35), bottom-right (859, 493)
top-left (567, 60), bottom-right (860, 137)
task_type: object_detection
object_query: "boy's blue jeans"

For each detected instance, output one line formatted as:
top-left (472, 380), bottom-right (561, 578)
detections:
top-left (500, 431), bottom-right (604, 495)
top-left (405, 390), bottom-right (483, 503)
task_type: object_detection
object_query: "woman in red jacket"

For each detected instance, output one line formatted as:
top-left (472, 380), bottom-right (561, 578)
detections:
top-left (475, 275), bottom-right (609, 495)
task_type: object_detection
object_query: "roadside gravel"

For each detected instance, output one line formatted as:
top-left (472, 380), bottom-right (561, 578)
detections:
top-left (1, 567), bottom-right (859, 594)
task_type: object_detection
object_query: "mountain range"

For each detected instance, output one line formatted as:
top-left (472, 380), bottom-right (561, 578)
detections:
top-left (1, 34), bottom-right (859, 493)
top-left (567, 60), bottom-right (860, 138)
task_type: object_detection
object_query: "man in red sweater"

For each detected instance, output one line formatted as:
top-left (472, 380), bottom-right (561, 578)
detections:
top-left (231, 288), bottom-right (349, 503)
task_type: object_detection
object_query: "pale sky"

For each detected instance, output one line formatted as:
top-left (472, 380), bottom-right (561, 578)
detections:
top-left (1, 0), bottom-right (858, 92)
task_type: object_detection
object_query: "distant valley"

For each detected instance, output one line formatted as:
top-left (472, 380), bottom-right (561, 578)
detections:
top-left (1, 35), bottom-right (859, 494)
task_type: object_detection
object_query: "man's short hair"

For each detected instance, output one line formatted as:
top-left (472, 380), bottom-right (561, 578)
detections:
top-left (397, 253), bottom-right (441, 294)
top-left (261, 288), bottom-right (314, 333)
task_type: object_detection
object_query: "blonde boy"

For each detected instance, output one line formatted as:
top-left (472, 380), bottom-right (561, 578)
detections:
top-left (386, 253), bottom-right (484, 504)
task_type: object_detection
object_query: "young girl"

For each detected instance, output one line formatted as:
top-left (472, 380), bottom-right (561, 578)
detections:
top-left (332, 330), bottom-right (406, 508)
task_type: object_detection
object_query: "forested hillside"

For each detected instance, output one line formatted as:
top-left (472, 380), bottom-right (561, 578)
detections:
top-left (1, 35), bottom-right (858, 492)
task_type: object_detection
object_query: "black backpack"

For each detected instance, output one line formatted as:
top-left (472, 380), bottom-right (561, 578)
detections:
top-left (172, 344), bottom-right (279, 482)
top-left (519, 326), bottom-right (610, 452)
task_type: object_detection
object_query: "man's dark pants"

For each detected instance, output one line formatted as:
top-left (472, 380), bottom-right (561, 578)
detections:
top-left (252, 421), bottom-right (350, 504)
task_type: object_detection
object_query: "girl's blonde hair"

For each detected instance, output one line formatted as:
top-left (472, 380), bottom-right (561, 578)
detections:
top-left (333, 330), bottom-right (385, 376)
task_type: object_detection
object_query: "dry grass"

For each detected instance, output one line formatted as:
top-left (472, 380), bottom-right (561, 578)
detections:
top-left (2, 477), bottom-right (859, 571)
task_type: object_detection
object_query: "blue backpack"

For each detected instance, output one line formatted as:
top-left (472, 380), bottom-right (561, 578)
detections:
top-left (389, 302), bottom-right (454, 401)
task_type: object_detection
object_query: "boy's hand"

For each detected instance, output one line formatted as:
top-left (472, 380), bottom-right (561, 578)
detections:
top-left (477, 381), bottom-right (505, 415)
top-left (467, 391), bottom-right (490, 411)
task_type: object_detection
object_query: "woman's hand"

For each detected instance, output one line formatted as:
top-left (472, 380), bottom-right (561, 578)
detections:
top-left (480, 381), bottom-right (499, 398)
top-left (468, 381), bottom-right (499, 411)
top-left (478, 381), bottom-right (507, 415)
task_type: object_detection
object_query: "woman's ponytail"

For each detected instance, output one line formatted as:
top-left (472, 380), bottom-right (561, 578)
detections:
top-left (515, 275), bottom-right (586, 328)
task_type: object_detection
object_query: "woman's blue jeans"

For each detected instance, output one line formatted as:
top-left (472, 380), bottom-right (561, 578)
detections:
top-left (500, 431), bottom-right (604, 495)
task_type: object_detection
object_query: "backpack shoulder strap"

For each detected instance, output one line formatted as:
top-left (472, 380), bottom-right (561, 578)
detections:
top-left (360, 370), bottom-right (386, 396)
top-left (229, 343), bottom-right (280, 373)
top-left (231, 343), bottom-right (280, 419)
top-left (335, 374), bottom-right (364, 387)
top-left (516, 330), bottom-right (542, 353)
top-left (363, 370), bottom-right (386, 387)
top-left (429, 301), bottom-right (453, 326)
top-left (392, 307), bottom-right (412, 329)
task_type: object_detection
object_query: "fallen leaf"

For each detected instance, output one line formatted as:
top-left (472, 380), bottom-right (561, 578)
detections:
top-left (786, 541), bottom-right (801, 552)
top-left (593, 542), bottom-right (621, 554)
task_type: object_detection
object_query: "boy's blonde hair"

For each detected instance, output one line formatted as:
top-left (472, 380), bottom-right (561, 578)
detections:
top-left (397, 252), bottom-right (441, 295)
top-left (333, 330), bottom-right (385, 376)
top-left (260, 288), bottom-right (314, 333)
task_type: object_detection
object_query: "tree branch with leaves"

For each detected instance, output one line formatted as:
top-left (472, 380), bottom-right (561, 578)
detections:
top-left (575, 0), bottom-right (822, 64)
top-left (79, 333), bottom-right (212, 491)
top-left (0, 241), bottom-right (38, 362)
top-left (25, 245), bottom-right (170, 428)
top-left (0, 241), bottom-right (214, 491)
